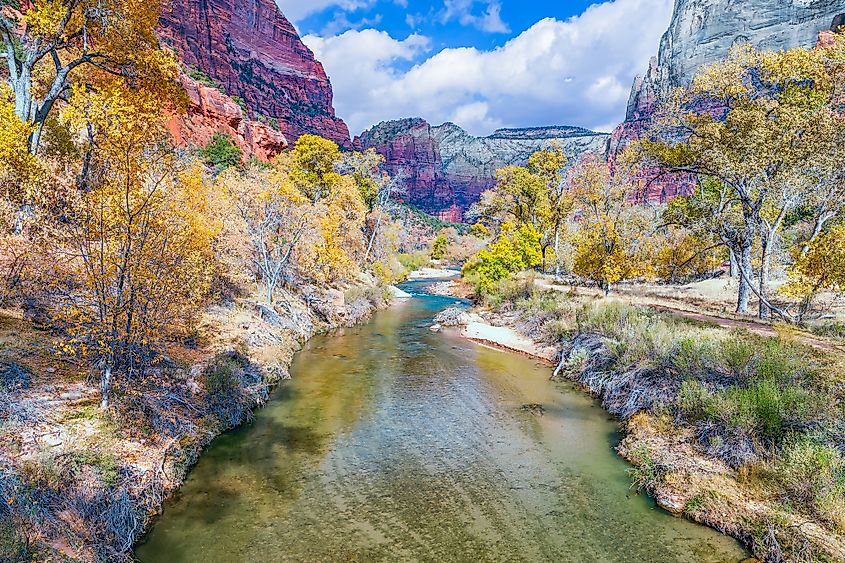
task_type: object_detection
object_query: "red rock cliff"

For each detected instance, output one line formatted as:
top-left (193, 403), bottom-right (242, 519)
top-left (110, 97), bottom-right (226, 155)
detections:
top-left (159, 0), bottom-right (350, 148)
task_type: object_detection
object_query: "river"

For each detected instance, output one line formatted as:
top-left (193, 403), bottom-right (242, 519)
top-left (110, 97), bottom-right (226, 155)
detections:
top-left (136, 282), bottom-right (748, 562)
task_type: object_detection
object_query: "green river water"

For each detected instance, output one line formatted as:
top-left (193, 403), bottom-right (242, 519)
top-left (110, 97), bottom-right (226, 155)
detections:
top-left (135, 282), bottom-right (748, 562)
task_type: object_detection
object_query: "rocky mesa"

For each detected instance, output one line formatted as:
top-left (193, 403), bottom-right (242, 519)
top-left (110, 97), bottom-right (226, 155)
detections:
top-left (356, 119), bottom-right (609, 222)
top-left (159, 0), bottom-right (351, 149)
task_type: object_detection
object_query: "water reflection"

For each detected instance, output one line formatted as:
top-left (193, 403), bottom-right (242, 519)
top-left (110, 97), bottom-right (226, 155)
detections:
top-left (136, 285), bottom-right (747, 562)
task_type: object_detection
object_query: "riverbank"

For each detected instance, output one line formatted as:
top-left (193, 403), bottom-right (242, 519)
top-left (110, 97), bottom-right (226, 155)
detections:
top-left (0, 278), bottom-right (394, 562)
top-left (439, 279), bottom-right (845, 563)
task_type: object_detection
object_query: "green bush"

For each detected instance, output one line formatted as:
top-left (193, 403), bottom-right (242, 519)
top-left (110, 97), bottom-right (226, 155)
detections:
top-left (627, 445), bottom-right (668, 494)
top-left (462, 223), bottom-right (542, 294)
top-left (396, 252), bottom-right (430, 273)
top-left (484, 275), bottom-right (536, 308)
top-left (0, 517), bottom-right (32, 561)
top-left (680, 379), bottom-right (821, 445)
top-left (811, 322), bottom-right (845, 340)
top-left (719, 335), bottom-right (757, 379)
top-left (71, 451), bottom-right (120, 487)
top-left (671, 335), bottom-right (719, 378)
top-left (431, 234), bottom-right (448, 260)
top-left (776, 436), bottom-right (845, 527)
top-left (199, 133), bottom-right (243, 169)
top-left (204, 355), bottom-right (242, 398)
top-left (231, 95), bottom-right (249, 113)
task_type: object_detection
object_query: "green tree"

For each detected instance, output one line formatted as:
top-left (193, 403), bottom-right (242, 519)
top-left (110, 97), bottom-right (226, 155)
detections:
top-left (431, 233), bottom-right (448, 260)
top-left (462, 222), bottom-right (542, 293)
top-left (200, 133), bottom-right (243, 169)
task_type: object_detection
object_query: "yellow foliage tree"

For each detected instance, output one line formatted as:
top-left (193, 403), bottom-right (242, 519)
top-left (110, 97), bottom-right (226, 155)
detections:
top-left (1, 0), bottom-right (181, 154)
top-left (569, 157), bottom-right (650, 295)
top-left (782, 226), bottom-right (845, 320)
top-left (55, 79), bottom-right (214, 408)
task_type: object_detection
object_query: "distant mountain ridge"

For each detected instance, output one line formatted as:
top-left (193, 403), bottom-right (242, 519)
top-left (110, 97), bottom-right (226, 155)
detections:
top-left (355, 119), bottom-right (609, 222)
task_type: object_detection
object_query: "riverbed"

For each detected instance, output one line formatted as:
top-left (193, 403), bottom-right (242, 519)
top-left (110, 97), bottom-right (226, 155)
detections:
top-left (135, 282), bottom-right (747, 562)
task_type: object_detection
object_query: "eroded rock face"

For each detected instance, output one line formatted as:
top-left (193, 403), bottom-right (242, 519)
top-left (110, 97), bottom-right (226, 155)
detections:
top-left (613, 0), bottom-right (845, 202)
top-left (159, 0), bottom-right (350, 147)
top-left (627, 0), bottom-right (845, 120)
top-left (356, 119), bottom-right (609, 221)
top-left (166, 74), bottom-right (288, 161)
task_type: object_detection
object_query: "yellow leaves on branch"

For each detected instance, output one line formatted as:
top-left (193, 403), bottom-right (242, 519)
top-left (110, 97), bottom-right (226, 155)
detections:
top-left (20, 0), bottom-right (68, 37)
top-left (782, 227), bottom-right (845, 303)
top-left (0, 88), bottom-right (40, 195)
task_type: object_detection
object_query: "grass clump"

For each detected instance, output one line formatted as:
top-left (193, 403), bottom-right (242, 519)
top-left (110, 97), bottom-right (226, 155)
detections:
top-left (71, 451), bottom-right (120, 487)
top-left (775, 436), bottom-right (845, 529)
top-left (627, 445), bottom-right (668, 495)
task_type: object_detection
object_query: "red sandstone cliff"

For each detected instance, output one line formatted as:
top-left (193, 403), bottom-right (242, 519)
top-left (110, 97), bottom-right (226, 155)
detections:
top-left (166, 74), bottom-right (288, 161)
top-left (159, 0), bottom-right (350, 148)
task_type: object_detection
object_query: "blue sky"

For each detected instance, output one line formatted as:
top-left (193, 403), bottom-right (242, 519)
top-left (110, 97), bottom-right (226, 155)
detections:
top-left (277, 0), bottom-right (675, 136)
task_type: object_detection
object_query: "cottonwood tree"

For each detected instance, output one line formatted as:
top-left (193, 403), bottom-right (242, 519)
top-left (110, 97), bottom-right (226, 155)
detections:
top-left (1, 0), bottom-right (178, 154)
top-left (528, 145), bottom-right (571, 275)
top-left (221, 162), bottom-right (314, 305)
top-left (569, 156), bottom-right (651, 296)
top-left (782, 225), bottom-right (845, 320)
top-left (338, 148), bottom-right (403, 262)
top-left (639, 42), bottom-right (845, 319)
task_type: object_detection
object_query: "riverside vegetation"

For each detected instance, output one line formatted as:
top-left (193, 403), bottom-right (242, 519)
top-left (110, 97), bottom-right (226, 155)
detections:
top-left (462, 276), bottom-right (845, 561)
top-left (0, 1), bottom-right (424, 559)
top-left (429, 30), bottom-right (845, 563)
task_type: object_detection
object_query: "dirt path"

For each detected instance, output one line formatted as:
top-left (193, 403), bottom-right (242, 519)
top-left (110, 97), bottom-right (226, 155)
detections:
top-left (535, 279), bottom-right (845, 356)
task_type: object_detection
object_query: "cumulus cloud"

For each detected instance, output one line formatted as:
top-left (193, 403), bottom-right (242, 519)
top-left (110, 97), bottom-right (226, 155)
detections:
top-left (305, 0), bottom-right (673, 136)
top-left (441, 0), bottom-right (511, 33)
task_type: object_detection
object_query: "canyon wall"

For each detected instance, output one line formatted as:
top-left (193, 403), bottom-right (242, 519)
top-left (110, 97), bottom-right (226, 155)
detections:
top-left (166, 74), bottom-right (288, 161)
top-left (159, 0), bottom-right (350, 149)
top-left (357, 119), bottom-right (609, 222)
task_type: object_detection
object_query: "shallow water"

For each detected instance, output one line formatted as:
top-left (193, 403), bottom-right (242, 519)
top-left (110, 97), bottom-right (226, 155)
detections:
top-left (136, 283), bottom-right (748, 562)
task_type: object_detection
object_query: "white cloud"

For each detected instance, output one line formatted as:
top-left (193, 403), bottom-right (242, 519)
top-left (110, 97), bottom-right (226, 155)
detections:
top-left (441, 0), bottom-right (511, 33)
top-left (305, 0), bottom-right (674, 136)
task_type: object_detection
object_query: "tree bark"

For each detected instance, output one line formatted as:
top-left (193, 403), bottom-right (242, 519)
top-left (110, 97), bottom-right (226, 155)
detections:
top-left (100, 364), bottom-right (112, 409)
top-left (736, 242), bottom-right (752, 314)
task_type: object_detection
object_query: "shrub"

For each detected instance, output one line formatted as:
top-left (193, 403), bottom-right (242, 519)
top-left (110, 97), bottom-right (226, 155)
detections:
top-left (776, 436), bottom-right (845, 528)
top-left (71, 451), bottom-right (120, 487)
top-left (719, 335), bottom-right (757, 379)
top-left (754, 339), bottom-right (815, 384)
top-left (396, 252), bottom-right (430, 273)
top-left (202, 352), bottom-right (254, 428)
top-left (231, 95), bottom-right (248, 113)
top-left (627, 445), bottom-right (668, 494)
top-left (199, 133), bottom-right (242, 169)
top-left (462, 222), bottom-right (542, 294)
top-left (811, 322), bottom-right (845, 340)
top-left (484, 274), bottom-right (536, 308)
top-left (670, 335), bottom-right (719, 378)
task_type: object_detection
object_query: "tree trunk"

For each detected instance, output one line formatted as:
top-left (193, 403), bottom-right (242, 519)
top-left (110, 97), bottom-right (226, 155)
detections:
top-left (553, 227), bottom-right (561, 277)
top-left (729, 249), bottom-right (738, 278)
top-left (100, 364), bottom-right (112, 409)
top-left (759, 236), bottom-right (772, 320)
top-left (736, 243), bottom-right (752, 314)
